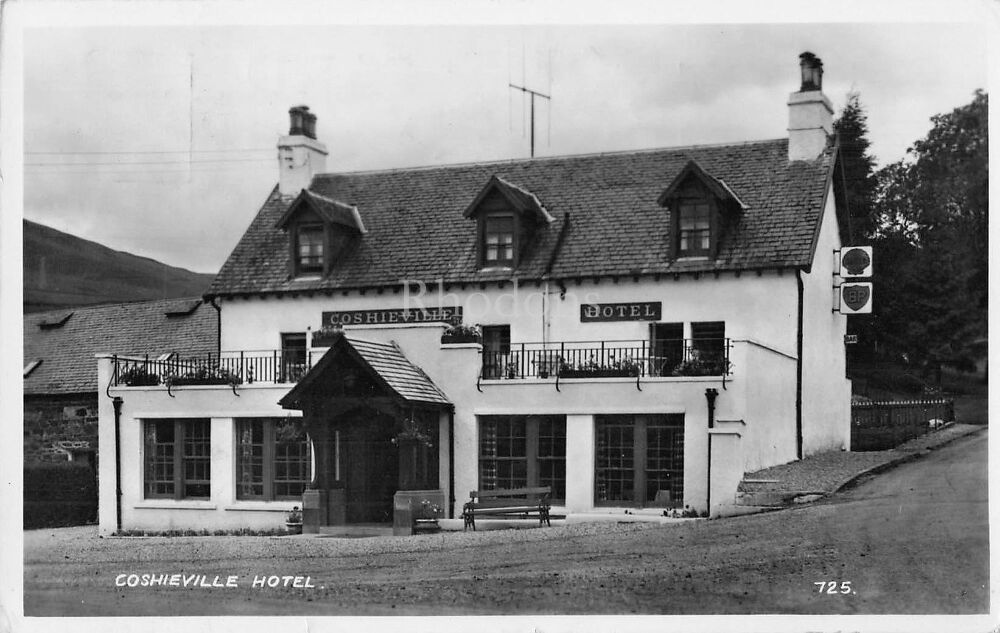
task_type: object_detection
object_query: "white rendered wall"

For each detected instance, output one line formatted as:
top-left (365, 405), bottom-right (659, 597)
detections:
top-left (98, 356), bottom-right (304, 535)
top-left (800, 183), bottom-right (853, 454)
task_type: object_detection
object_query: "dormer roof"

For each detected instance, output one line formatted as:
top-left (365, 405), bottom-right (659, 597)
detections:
top-left (657, 159), bottom-right (747, 210)
top-left (462, 175), bottom-right (554, 223)
top-left (274, 189), bottom-right (366, 233)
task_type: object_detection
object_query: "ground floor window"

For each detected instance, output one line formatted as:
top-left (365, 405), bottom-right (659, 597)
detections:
top-left (479, 415), bottom-right (566, 502)
top-left (143, 418), bottom-right (211, 499)
top-left (236, 418), bottom-right (312, 500)
top-left (595, 414), bottom-right (683, 507)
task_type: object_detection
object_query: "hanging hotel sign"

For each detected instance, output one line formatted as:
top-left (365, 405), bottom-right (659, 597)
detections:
top-left (323, 307), bottom-right (462, 327)
top-left (839, 283), bottom-right (873, 314)
top-left (840, 246), bottom-right (874, 278)
top-left (580, 302), bottom-right (662, 322)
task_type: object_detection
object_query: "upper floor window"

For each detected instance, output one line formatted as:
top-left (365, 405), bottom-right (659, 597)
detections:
top-left (658, 159), bottom-right (746, 261)
top-left (296, 224), bottom-right (325, 275)
top-left (483, 214), bottom-right (515, 266)
top-left (678, 201), bottom-right (712, 256)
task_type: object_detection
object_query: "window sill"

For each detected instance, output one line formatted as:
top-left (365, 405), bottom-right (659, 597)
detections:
top-left (673, 255), bottom-right (712, 262)
top-left (134, 501), bottom-right (217, 510)
top-left (225, 502), bottom-right (300, 512)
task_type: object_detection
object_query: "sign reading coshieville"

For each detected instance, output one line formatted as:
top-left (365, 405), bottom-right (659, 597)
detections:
top-left (323, 307), bottom-right (462, 326)
top-left (580, 302), bottom-right (662, 322)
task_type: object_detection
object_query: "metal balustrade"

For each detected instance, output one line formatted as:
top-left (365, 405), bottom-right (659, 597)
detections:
top-left (112, 350), bottom-right (323, 387)
top-left (481, 338), bottom-right (731, 380)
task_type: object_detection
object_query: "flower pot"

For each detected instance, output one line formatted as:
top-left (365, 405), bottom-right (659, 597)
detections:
top-left (285, 522), bottom-right (303, 535)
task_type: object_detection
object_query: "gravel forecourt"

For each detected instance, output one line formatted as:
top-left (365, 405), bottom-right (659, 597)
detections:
top-left (23, 429), bottom-right (988, 617)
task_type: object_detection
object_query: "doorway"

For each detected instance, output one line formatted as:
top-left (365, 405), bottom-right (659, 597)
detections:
top-left (339, 411), bottom-right (399, 523)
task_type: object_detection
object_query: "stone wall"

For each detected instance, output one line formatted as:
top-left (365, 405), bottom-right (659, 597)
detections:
top-left (24, 393), bottom-right (99, 466)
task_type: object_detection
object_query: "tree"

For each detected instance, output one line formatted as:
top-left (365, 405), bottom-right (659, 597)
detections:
top-left (833, 91), bottom-right (878, 243)
top-left (870, 90), bottom-right (988, 379)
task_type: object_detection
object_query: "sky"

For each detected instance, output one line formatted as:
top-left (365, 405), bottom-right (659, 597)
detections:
top-left (21, 11), bottom-right (990, 275)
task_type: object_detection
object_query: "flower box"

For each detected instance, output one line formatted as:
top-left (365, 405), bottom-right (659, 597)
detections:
top-left (559, 368), bottom-right (638, 379)
top-left (440, 333), bottom-right (481, 345)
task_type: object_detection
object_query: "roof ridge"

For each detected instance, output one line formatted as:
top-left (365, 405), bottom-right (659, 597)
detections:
top-left (311, 138), bottom-right (787, 179)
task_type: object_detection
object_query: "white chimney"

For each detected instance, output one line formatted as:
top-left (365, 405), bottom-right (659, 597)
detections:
top-left (278, 105), bottom-right (328, 196)
top-left (787, 52), bottom-right (833, 162)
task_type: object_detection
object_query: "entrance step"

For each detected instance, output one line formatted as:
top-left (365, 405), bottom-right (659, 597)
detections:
top-left (316, 523), bottom-right (394, 538)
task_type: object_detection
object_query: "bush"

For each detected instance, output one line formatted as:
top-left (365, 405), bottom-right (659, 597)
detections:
top-left (24, 461), bottom-right (97, 529)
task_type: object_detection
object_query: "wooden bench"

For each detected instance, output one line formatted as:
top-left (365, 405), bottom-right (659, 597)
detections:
top-left (462, 486), bottom-right (551, 531)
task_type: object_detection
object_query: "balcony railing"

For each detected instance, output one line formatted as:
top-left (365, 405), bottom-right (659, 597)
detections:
top-left (112, 350), bottom-right (320, 387)
top-left (481, 338), bottom-right (731, 380)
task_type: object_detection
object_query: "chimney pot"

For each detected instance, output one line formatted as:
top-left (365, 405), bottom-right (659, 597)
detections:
top-left (798, 52), bottom-right (824, 92)
top-left (278, 105), bottom-right (328, 195)
top-left (288, 105), bottom-right (317, 140)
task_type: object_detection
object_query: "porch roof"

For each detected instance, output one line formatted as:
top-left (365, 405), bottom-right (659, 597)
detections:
top-left (278, 334), bottom-right (451, 409)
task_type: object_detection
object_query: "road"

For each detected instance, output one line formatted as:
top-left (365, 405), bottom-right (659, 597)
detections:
top-left (23, 430), bottom-right (988, 616)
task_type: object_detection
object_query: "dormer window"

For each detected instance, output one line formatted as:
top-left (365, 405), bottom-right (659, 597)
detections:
top-left (658, 159), bottom-right (747, 261)
top-left (678, 201), bottom-right (712, 256)
top-left (463, 175), bottom-right (554, 270)
top-left (275, 189), bottom-right (366, 279)
top-left (296, 224), bottom-right (325, 275)
top-left (484, 214), bottom-right (515, 266)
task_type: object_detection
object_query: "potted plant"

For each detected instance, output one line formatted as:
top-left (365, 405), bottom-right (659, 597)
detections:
top-left (412, 499), bottom-right (443, 533)
top-left (119, 366), bottom-right (161, 387)
top-left (441, 323), bottom-right (481, 345)
top-left (284, 506), bottom-right (303, 534)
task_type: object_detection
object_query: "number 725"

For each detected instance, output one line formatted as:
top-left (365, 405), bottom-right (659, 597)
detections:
top-left (814, 581), bottom-right (853, 594)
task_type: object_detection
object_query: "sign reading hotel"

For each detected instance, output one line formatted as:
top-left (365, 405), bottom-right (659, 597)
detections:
top-left (580, 302), bottom-right (662, 322)
top-left (323, 307), bottom-right (462, 327)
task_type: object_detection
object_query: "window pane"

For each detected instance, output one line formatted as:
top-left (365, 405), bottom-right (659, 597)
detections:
top-left (236, 419), bottom-right (265, 499)
top-left (183, 419), bottom-right (211, 499)
top-left (484, 215), bottom-right (515, 264)
top-left (479, 416), bottom-right (527, 490)
top-left (536, 417), bottom-right (566, 501)
top-left (595, 416), bottom-right (634, 504)
top-left (645, 415), bottom-right (684, 506)
top-left (144, 420), bottom-right (175, 498)
top-left (678, 202), bottom-right (711, 255)
top-left (297, 225), bottom-right (324, 271)
top-left (273, 418), bottom-right (312, 499)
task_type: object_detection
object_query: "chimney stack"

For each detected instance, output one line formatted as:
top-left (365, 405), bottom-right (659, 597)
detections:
top-left (278, 105), bottom-right (328, 196)
top-left (787, 52), bottom-right (833, 162)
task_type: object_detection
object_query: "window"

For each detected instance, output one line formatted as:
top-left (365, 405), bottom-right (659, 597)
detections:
top-left (296, 224), bottom-right (325, 275)
top-left (236, 418), bottom-right (312, 500)
top-left (281, 332), bottom-right (307, 382)
top-left (479, 416), bottom-right (566, 502)
top-left (595, 415), bottom-right (684, 507)
top-left (483, 214), bottom-right (515, 266)
top-left (144, 418), bottom-right (211, 499)
top-left (481, 325), bottom-right (511, 379)
top-left (678, 201), bottom-right (712, 256)
top-left (690, 321), bottom-right (727, 365)
top-left (649, 322), bottom-right (684, 376)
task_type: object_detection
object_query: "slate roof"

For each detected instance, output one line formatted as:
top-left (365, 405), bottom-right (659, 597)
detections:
top-left (275, 189), bottom-right (366, 232)
top-left (279, 335), bottom-right (451, 408)
top-left (207, 138), bottom-right (836, 297)
top-left (349, 338), bottom-right (451, 405)
top-left (23, 298), bottom-right (218, 396)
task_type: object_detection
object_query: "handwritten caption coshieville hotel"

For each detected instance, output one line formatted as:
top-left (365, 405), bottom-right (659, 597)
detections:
top-left (114, 573), bottom-right (317, 589)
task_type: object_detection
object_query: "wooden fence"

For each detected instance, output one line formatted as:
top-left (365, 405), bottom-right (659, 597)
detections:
top-left (851, 398), bottom-right (955, 451)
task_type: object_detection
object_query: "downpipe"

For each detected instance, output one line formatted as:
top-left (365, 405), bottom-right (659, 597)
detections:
top-left (112, 396), bottom-right (124, 533)
top-left (705, 388), bottom-right (719, 514)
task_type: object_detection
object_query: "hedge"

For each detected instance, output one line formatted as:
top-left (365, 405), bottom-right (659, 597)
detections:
top-left (24, 461), bottom-right (97, 529)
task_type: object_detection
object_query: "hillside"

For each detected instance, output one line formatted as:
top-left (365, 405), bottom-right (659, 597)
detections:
top-left (23, 219), bottom-right (216, 312)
